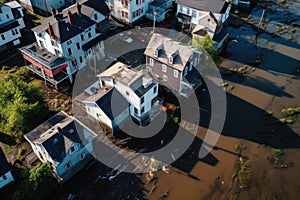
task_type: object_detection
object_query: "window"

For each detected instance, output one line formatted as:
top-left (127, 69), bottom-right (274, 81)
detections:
top-left (162, 64), bottom-right (167, 72)
top-left (163, 74), bottom-right (168, 81)
top-left (153, 86), bottom-right (157, 94)
top-left (2, 175), bottom-right (7, 180)
top-left (88, 32), bottom-right (92, 38)
top-left (154, 49), bottom-right (158, 57)
top-left (189, 62), bottom-right (193, 71)
top-left (126, 91), bottom-right (129, 96)
top-left (67, 40), bottom-right (72, 45)
top-left (141, 96), bottom-right (144, 104)
top-left (134, 107), bottom-right (138, 115)
top-left (141, 107), bottom-right (145, 114)
top-left (149, 58), bottom-right (154, 66)
top-left (12, 30), bottom-right (15, 35)
top-left (184, 67), bottom-right (188, 76)
top-left (194, 57), bottom-right (198, 66)
top-left (79, 56), bottom-right (83, 63)
top-left (179, 5), bottom-right (183, 13)
top-left (192, 10), bottom-right (196, 18)
top-left (1, 34), bottom-right (5, 40)
top-left (187, 8), bottom-right (190, 15)
top-left (169, 56), bottom-right (173, 64)
top-left (79, 153), bottom-right (85, 160)
top-left (6, 14), bottom-right (9, 18)
top-left (94, 13), bottom-right (98, 20)
top-left (15, 29), bottom-right (18, 34)
top-left (97, 113), bottom-right (101, 118)
top-left (76, 42), bottom-right (80, 50)
top-left (81, 34), bottom-right (84, 41)
top-left (68, 48), bottom-right (72, 55)
top-left (174, 69), bottom-right (178, 78)
top-left (65, 162), bottom-right (71, 169)
top-left (70, 146), bottom-right (75, 153)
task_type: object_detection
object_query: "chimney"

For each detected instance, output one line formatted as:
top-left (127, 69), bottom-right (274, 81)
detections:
top-left (51, 5), bottom-right (55, 16)
top-left (47, 23), bottom-right (55, 40)
top-left (67, 10), bottom-right (72, 25)
top-left (76, 3), bottom-right (81, 16)
top-left (56, 127), bottom-right (62, 134)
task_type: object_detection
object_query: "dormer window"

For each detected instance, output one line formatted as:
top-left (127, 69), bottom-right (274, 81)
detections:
top-left (169, 56), bottom-right (173, 64)
top-left (154, 49), bottom-right (158, 57)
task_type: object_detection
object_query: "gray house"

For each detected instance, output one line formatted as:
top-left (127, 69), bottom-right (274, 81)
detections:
top-left (25, 111), bottom-right (97, 183)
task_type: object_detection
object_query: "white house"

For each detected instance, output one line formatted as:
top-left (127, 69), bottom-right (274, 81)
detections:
top-left (0, 147), bottom-right (14, 189)
top-left (78, 62), bottom-right (160, 131)
top-left (176, 0), bottom-right (231, 27)
top-left (20, 0), bottom-right (110, 89)
top-left (24, 111), bottom-right (97, 183)
top-left (105, 0), bottom-right (152, 24)
top-left (0, 1), bottom-right (25, 52)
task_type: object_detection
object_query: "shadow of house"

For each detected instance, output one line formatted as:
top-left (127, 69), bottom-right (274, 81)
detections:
top-left (220, 67), bottom-right (294, 98)
top-left (222, 93), bottom-right (300, 149)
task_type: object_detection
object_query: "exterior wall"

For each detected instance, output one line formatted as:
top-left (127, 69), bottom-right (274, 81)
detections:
top-left (106, 0), bottom-right (151, 24)
top-left (30, 0), bottom-right (66, 15)
top-left (0, 4), bottom-right (25, 50)
top-left (0, 5), bottom-right (14, 25)
top-left (55, 143), bottom-right (93, 182)
top-left (0, 171), bottom-right (14, 189)
top-left (85, 102), bottom-right (113, 128)
top-left (146, 56), bottom-right (182, 92)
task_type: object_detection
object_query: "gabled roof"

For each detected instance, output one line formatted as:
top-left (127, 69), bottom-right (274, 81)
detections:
top-left (95, 88), bottom-right (129, 120)
top-left (144, 33), bottom-right (194, 71)
top-left (32, 1), bottom-right (109, 43)
top-left (193, 12), bottom-right (221, 38)
top-left (25, 112), bottom-right (96, 163)
top-left (0, 147), bottom-right (11, 176)
top-left (177, 0), bottom-right (229, 14)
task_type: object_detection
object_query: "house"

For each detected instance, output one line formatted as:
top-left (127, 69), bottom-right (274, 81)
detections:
top-left (191, 11), bottom-right (229, 53)
top-left (176, 0), bottom-right (231, 28)
top-left (145, 0), bottom-right (173, 23)
top-left (105, 0), bottom-right (152, 24)
top-left (24, 111), bottom-right (97, 183)
top-left (20, 0), bottom-right (110, 89)
top-left (144, 33), bottom-right (203, 97)
top-left (0, 1), bottom-right (25, 52)
top-left (0, 147), bottom-right (14, 189)
top-left (19, 0), bottom-right (68, 16)
top-left (78, 62), bottom-right (160, 131)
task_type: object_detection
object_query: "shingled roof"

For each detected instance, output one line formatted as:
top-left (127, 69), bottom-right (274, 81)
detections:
top-left (177, 0), bottom-right (229, 14)
top-left (32, 0), bottom-right (109, 43)
top-left (144, 33), bottom-right (194, 71)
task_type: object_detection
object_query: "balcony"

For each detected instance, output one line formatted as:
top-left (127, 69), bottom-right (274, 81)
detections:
top-left (20, 44), bottom-right (69, 87)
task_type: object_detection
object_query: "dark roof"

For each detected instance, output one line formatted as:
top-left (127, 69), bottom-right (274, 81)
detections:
top-left (42, 121), bottom-right (84, 163)
top-left (177, 0), bottom-right (229, 13)
top-left (82, 34), bottom-right (106, 50)
top-left (83, 0), bottom-right (110, 16)
top-left (0, 20), bottom-right (19, 34)
top-left (0, 147), bottom-right (11, 176)
top-left (96, 88), bottom-right (128, 120)
top-left (135, 83), bottom-right (156, 97)
top-left (25, 112), bottom-right (96, 163)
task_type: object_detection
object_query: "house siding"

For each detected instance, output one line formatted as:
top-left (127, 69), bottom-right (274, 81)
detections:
top-left (146, 56), bottom-right (183, 92)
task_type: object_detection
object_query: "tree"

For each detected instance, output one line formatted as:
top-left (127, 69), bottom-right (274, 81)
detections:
top-left (192, 35), bottom-right (220, 65)
top-left (0, 67), bottom-right (44, 139)
top-left (13, 163), bottom-right (57, 200)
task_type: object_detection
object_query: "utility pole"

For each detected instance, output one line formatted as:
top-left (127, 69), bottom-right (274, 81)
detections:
top-left (153, 9), bottom-right (156, 34)
top-left (255, 0), bottom-right (270, 46)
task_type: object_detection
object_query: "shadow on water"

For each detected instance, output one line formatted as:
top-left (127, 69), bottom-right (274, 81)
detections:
top-left (219, 67), bottom-right (294, 98)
